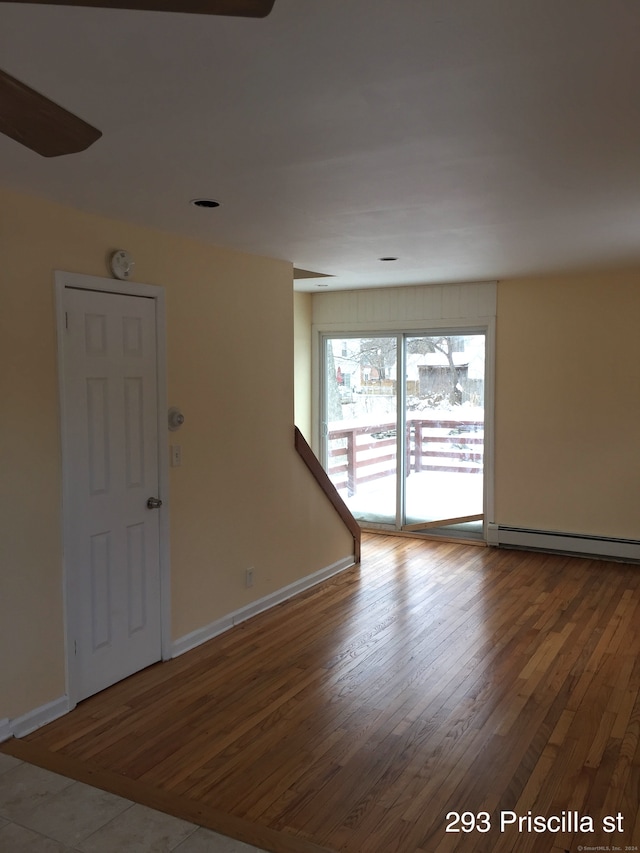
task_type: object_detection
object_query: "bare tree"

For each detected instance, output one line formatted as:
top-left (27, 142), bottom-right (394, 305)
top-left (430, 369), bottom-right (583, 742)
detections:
top-left (326, 341), bottom-right (344, 422)
top-left (358, 337), bottom-right (396, 383)
top-left (407, 336), bottom-right (463, 405)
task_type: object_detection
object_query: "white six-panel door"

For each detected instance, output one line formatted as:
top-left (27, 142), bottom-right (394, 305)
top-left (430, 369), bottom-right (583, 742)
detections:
top-left (62, 285), bottom-right (162, 702)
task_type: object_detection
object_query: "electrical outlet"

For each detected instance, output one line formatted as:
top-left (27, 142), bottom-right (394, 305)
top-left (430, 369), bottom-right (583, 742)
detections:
top-left (245, 567), bottom-right (254, 588)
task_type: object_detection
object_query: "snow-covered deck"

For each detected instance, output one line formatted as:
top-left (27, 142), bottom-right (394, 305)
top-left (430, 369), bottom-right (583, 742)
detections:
top-left (336, 469), bottom-right (484, 528)
top-left (328, 412), bottom-right (484, 530)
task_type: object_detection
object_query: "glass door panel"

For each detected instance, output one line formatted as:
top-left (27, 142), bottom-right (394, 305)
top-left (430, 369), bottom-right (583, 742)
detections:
top-left (404, 334), bottom-right (485, 536)
top-left (324, 336), bottom-right (397, 524)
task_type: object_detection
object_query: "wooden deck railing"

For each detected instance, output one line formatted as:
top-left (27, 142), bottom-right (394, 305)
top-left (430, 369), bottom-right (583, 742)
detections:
top-left (294, 426), bottom-right (361, 563)
top-left (328, 417), bottom-right (484, 497)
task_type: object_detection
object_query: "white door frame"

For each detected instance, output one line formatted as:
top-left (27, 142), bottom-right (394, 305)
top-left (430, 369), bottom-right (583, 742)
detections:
top-left (54, 270), bottom-right (171, 709)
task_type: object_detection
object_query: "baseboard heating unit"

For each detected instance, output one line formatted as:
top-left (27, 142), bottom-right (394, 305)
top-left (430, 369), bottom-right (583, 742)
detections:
top-left (486, 524), bottom-right (640, 563)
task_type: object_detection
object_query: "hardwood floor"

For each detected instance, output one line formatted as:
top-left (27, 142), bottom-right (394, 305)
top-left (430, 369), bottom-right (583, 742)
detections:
top-left (4, 534), bottom-right (640, 852)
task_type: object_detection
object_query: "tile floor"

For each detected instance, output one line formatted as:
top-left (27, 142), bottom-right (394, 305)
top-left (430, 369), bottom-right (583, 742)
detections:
top-left (0, 752), bottom-right (270, 852)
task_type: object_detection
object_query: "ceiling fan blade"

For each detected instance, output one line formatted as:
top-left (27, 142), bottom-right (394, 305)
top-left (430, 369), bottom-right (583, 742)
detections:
top-left (5, 0), bottom-right (275, 16)
top-left (0, 69), bottom-right (102, 157)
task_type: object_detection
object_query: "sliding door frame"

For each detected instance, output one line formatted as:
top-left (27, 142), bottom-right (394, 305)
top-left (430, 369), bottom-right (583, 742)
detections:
top-left (313, 316), bottom-right (495, 541)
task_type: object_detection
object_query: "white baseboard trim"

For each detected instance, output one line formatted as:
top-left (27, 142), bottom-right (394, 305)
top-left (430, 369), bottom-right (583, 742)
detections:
top-left (0, 719), bottom-right (11, 743)
top-left (172, 554), bottom-right (355, 658)
top-left (487, 524), bottom-right (640, 562)
top-left (9, 696), bottom-right (70, 739)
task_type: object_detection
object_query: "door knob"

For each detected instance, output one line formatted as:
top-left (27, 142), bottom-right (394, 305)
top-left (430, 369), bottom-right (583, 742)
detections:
top-left (147, 497), bottom-right (163, 509)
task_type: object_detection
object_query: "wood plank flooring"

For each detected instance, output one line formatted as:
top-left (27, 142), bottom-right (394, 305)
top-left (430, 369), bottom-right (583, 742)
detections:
top-left (4, 534), bottom-right (640, 852)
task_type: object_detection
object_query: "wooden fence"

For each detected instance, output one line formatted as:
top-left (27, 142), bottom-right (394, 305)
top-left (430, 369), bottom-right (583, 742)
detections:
top-left (328, 417), bottom-right (483, 496)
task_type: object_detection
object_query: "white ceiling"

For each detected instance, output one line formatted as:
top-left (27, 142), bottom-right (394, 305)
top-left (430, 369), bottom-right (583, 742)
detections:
top-left (2, 0), bottom-right (640, 291)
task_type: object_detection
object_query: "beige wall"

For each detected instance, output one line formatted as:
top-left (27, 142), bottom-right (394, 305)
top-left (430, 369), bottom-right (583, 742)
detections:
top-left (495, 271), bottom-right (640, 538)
top-left (0, 188), bottom-right (353, 721)
top-left (307, 272), bottom-right (640, 543)
top-left (293, 292), bottom-right (312, 440)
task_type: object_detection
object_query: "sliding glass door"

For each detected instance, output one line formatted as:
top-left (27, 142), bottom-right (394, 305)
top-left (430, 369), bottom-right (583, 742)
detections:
top-left (324, 336), bottom-right (397, 524)
top-left (403, 333), bottom-right (485, 537)
top-left (322, 331), bottom-right (486, 538)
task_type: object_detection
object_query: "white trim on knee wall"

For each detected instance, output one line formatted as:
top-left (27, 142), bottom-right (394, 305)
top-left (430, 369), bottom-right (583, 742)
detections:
top-left (172, 554), bottom-right (355, 658)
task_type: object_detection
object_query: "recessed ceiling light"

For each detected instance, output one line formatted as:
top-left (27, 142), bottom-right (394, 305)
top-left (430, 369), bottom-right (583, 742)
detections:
top-left (379, 256), bottom-right (398, 261)
top-left (190, 198), bottom-right (220, 209)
